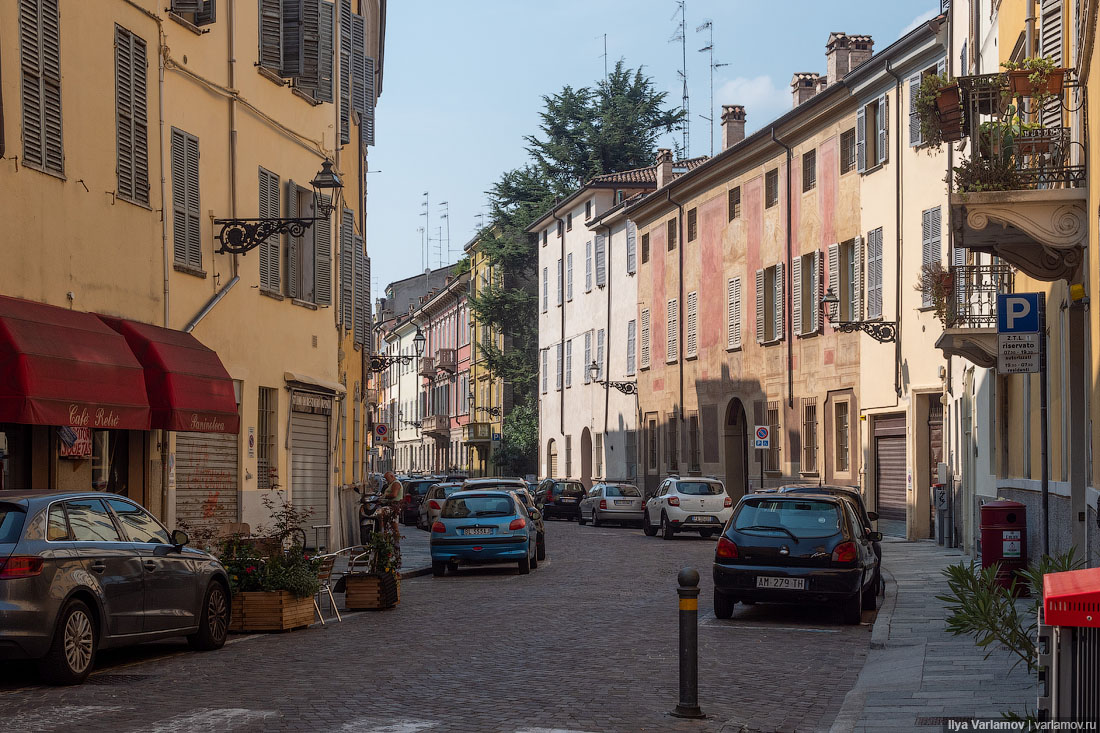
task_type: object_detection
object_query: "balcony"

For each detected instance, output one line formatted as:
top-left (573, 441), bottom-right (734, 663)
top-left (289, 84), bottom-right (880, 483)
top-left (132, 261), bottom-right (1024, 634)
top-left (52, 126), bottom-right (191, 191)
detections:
top-left (463, 422), bottom-right (492, 443)
top-left (418, 356), bottom-right (435, 378)
top-left (934, 264), bottom-right (1014, 368)
top-left (364, 387), bottom-right (379, 406)
top-left (422, 414), bottom-right (450, 438)
top-left (947, 71), bottom-right (1086, 282)
top-left (435, 348), bottom-right (456, 374)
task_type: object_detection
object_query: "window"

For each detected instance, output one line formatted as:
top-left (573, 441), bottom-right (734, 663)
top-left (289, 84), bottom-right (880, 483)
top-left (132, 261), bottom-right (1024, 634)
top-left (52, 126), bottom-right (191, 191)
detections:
top-left (584, 331), bottom-right (592, 384)
top-left (258, 387), bottom-right (277, 489)
top-left (258, 168), bottom-right (281, 291)
top-left (556, 258), bottom-right (563, 306)
top-left (541, 230), bottom-right (548, 246)
top-left (755, 263), bottom-right (784, 343)
top-left (555, 343), bottom-right (563, 391)
top-left (585, 241), bottom-right (593, 292)
top-left (594, 433), bottom-right (603, 479)
top-left (728, 187), bottom-right (741, 220)
top-left (667, 414), bottom-right (679, 471)
top-left (565, 340), bottom-right (572, 388)
top-left (910, 61), bottom-right (946, 147)
top-left (106, 498), bottom-right (170, 544)
top-left (866, 227), bottom-right (884, 318)
top-left (640, 308), bottom-right (651, 369)
top-left (565, 435), bottom-right (573, 476)
top-left (685, 291), bottom-right (698, 358)
top-left (626, 221), bottom-right (638, 274)
top-left (687, 208), bottom-right (698, 241)
top-left (557, 219), bottom-right (564, 238)
top-left (567, 212), bottom-right (573, 231)
top-left (727, 277), bottom-right (742, 349)
top-left (542, 267), bottom-right (548, 311)
top-left (566, 253), bottom-right (573, 301)
top-left (641, 232), bottom-right (650, 264)
top-left (595, 235), bottom-right (607, 287)
top-left (802, 150), bottom-right (816, 192)
top-left (647, 418), bottom-right (658, 471)
top-left (835, 401), bottom-right (850, 472)
top-left (115, 25), bottom-right (150, 206)
top-left (666, 219), bottom-right (677, 251)
top-left (585, 200), bottom-right (592, 219)
top-left (688, 413), bottom-right (700, 472)
top-left (920, 207), bottom-right (942, 307)
top-left (626, 319), bottom-right (636, 376)
top-left (20, 0), bottom-right (64, 175)
top-left (828, 239), bottom-right (862, 322)
top-left (765, 169), bottom-right (779, 208)
top-left (765, 401), bottom-right (780, 473)
top-left (260, 0), bottom-right (337, 101)
top-left (596, 329), bottom-right (605, 379)
top-left (793, 251), bottom-right (822, 336)
top-left (801, 398), bottom-right (818, 474)
top-left (171, 128), bottom-right (202, 271)
top-left (287, 183), bottom-right (332, 305)
top-left (170, 1), bottom-right (217, 26)
top-left (857, 95), bottom-right (888, 172)
top-left (625, 430), bottom-right (638, 480)
top-left (47, 504), bottom-right (69, 541)
top-left (66, 499), bottom-right (122, 542)
top-left (840, 128), bottom-right (856, 174)
top-left (541, 349), bottom-right (548, 393)
top-left (666, 299), bottom-right (679, 362)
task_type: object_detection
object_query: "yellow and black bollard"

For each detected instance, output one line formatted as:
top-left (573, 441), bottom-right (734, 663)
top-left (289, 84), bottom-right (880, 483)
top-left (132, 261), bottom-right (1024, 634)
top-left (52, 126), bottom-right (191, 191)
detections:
top-left (670, 567), bottom-right (706, 719)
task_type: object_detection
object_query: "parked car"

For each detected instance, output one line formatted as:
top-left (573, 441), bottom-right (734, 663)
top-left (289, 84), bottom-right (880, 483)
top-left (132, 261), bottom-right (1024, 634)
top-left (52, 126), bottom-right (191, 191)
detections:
top-left (461, 478), bottom-right (545, 560)
top-left (579, 483), bottom-right (644, 526)
top-left (0, 492), bottom-right (231, 684)
top-left (430, 490), bottom-right (539, 576)
top-left (399, 478), bottom-right (438, 525)
top-left (775, 484), bottom-right (883, 587)
top-left (712, 493), bottom-right (882, 624)
top-left (417, 482), bottom-right (465, 530)
top-left (642, 476), bottom-right (733, 539)
top-left (538, 479), bottom-right (586, 520)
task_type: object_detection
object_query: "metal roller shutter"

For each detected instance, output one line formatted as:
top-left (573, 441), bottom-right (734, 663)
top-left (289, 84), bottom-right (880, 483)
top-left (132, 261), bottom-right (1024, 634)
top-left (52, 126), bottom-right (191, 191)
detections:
top-left (291, 410), bottom-right (330, 543)
top-left (176, 432), bottom-right (239, 530)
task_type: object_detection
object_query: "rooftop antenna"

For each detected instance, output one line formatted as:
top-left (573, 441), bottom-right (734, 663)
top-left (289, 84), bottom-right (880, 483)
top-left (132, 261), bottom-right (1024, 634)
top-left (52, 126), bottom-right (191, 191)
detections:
top-left (697, 19), bottom-right (728, 157)
top-left (474, 212), bottom-right (484, 233)
top-left (420, 191), bottom-right (429, 272)
top-left (598, 33), bottom-right (608, 79)
top-left (671, 1), bottom-right (690, 157)
top-left (435, 226), bottom-right (444, 269)
top-left (417, 226), bottom-right (425, 272)
top-left (440, 201), bottom-right (451, 265)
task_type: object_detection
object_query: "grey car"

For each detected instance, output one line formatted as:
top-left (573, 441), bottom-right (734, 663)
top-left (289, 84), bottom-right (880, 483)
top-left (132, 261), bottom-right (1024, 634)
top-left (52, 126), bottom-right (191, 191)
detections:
top-left (417, 482), bottom-right (465, 529)
top-left (0, 491), bottom-right (231, 684)
top-left (579, 483), bottom-right (645, 526)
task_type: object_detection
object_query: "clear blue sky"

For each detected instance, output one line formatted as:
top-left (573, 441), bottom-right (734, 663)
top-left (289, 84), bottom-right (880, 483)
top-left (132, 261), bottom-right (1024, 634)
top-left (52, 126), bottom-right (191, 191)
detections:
top-left (366, 0), bottom-right (939, 299)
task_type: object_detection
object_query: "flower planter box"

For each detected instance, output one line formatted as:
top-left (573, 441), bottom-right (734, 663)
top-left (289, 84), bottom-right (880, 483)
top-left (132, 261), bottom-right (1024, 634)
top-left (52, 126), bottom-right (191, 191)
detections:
top-left (1008, 68), bottom-right (1066, 97)
top-left (229, 590), bottom-right (314, 632)
top-left (935, 83), bottom-right (961, 116)
top-left (344, 572), bottom-right (400, 611)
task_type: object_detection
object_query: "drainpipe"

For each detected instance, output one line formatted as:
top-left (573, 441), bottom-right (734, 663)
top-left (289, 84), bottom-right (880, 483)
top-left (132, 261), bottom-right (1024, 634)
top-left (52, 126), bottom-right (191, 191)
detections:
top-left (666, 190), bottom-right (686, 437)
top-left (157, 24), bottom-right (169, 330)
top-left (602, 223), bottom-right (613, 439)
top-left (1025, 1), bottom-right (1036, 63)
top-left (184, 276), bottom-right (241, 333)
top-left (885, 61), bottom-right (904, 399)
top-left (770, 127), bottom-right (794, 408)
top-left (227, 0), bottom-right (240, 284)
top-left (553, 209), bottom-right (566, 437)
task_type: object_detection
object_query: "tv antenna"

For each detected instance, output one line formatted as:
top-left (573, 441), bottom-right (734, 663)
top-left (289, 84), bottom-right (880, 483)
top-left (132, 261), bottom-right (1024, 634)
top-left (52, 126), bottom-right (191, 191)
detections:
top-left (440, 201), bottom-right (452, 265)
top-left (420, 192), bottom-right (429, 271)
top-left (671, 1), bottom-right (690, 157)
top-left (598, 33), bottom-right (608, 78)
top-left (697, 19), bottom-right (728, 157)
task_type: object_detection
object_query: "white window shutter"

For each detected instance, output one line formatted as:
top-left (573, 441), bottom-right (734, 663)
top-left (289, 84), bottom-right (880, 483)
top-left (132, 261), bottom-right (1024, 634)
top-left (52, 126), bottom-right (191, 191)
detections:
top-left (597, 329), bottom-right (605, 379)
top-left (556, 259), bottom-right (563, 306)
top-left (667, 299), bottom-right (678, 362)
top-left (815, 250), bottom-right (824, 332)
top-left (686, 292), bottom-right (698, 358)
top-left (566, 253), bottom-right (573, 300)
top-left (584, 331), bottom-right (592, 383)
top-left (565, 339), bottom-right (572, 388)
top-left (791, 255), bottom-right (802, 336)
top-left (909, 75), bottom-right (922, 146)
top-left (556, 343), bottom-right (563, 391)
top-left (828, 243), bottom-right (840, 308)
top-left (595, 234), bottom-right (607, 287)
top-left (727, 279), bottom-right (737, 349)
top-left (856, 104), bottom-right (866, 173)
top-left (755, 269), bottom-right (765, 344)
top-left (542, 267), bottom-right (548, 311)
top-left (732, 277), bottom-right (743, 348)
top-left (852, 236), bottom-right (864, 321)
top-left (878, 94), bottom-right (889, 165)
top-left (585, 241), bottom-right (593, 292)
top-left (640, 309), bottom-right (650, 369)
top-left (627, 320), bottom-right (636, 375)
top-left (542, 349), bottom-right (548, 393)
top-left (626, 221), bottom-right (637, 273)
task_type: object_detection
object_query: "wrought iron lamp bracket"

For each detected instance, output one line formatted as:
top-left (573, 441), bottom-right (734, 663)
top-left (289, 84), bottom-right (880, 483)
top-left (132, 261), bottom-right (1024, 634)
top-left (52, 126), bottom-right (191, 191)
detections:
top-left (597, 379), bottom-right (639, 395)
top-left (368, 354), bottom-right (417, 373)
top-left (215, 217), bottom-right (317, 255)
top-left (831, 320), bottom-right (898, 343)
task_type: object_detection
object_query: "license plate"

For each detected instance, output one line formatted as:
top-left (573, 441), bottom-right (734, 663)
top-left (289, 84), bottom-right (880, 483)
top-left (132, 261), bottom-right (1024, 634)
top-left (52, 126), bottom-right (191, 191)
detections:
top-left (561, 498), bottom-right (577, 503)
top-left (614, 500), bottom-right (632, 506)
top-left (462, 528), bottom-right (492, 536)
top-left (691, 515), bottom-right (716, 522)
top-left (756, 576), bottom-right (805, 590)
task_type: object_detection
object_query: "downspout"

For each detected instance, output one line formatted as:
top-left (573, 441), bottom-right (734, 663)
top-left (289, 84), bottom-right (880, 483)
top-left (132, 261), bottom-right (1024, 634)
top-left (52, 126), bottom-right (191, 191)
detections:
top-left (1025, 0), bottom-right (1036, 63)
top-left (602, 223), bottom-right (613, 439)
top-left (184, 275), bottom-right (240, 332)
top-left (553, 209), bottom-right (566, 437)
top-left (157, 23), bottom-right (170, 329)
top-left (666, 190), bottom-right (686, 438)
top-left (885, 61), bottom-right (904, 399)
top-left (771, 127), bottom-right (794, 408)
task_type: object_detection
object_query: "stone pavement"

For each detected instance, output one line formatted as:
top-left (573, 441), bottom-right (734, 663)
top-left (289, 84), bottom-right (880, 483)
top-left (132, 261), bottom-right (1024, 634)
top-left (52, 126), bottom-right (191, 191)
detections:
top-left (398, 523), bottom-right (432, 577)
top-left (828, 539), bottom-right (1034, 732)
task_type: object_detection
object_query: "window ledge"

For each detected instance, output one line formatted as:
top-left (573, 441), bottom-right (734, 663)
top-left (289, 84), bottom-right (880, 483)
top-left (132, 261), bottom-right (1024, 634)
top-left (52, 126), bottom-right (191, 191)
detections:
top-left (291, 299), bottom-right (318, 310)
top-left (292, 87), bottom-right (322, 106)
top-left (800, 471), bottom-right (820, 478)
top-left (917, 305), bottom-right (936, 313)
top-left (168, 12), bottom-right (206, 35)
top-left (764, 471), bottom-right (783, 478)
top-left (762, 338), bottom-right (784, 346)
top-left (116, 193), bottom-right (153, 211)
top-left (173, 263), bottom-right (207, 278)
top-left (797, 330), bottom-right (820, 339)
top-left (259, 288), bottom-right (285, 301)
top-left (861, 162), bottom-right (885, 176)
top-left (685, 353), bottom-right (697, 361)
top-left (20, 162), bottom-right (66, 181)
top-left (726, 345), bottom-right (743, 353)
top-left (257, 66), bottom-right (288, 87)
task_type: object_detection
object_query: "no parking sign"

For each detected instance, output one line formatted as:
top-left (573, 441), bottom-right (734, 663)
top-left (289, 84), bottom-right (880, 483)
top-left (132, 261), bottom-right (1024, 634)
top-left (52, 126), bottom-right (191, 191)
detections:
top-left (753, 425), bottom-right (770, 449)
top-left (374, 422), bottom-right (391, 443)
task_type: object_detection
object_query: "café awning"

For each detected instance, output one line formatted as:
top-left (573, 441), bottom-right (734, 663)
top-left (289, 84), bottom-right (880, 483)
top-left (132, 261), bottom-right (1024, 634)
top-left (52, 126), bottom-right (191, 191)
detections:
top-left (0, 295), bottom-right (151, 429)
top-left (100, 317), bottom-right (240, 434)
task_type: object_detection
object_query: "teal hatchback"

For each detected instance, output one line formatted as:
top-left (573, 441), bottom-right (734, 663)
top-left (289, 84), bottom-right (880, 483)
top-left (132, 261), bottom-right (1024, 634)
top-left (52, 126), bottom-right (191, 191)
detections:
top-left (429, 490), bottom-right (539, 577)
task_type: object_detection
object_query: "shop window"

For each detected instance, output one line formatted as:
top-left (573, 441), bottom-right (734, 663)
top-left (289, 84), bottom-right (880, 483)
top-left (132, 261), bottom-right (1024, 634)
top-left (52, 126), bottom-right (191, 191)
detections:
top-left (92, 430), bottom-right (129, 494)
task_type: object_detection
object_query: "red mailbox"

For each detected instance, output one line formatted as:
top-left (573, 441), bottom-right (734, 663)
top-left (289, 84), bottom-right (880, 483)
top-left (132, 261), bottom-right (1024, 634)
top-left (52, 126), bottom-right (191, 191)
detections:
top-left (980, 500), bottom-right (1027, 590)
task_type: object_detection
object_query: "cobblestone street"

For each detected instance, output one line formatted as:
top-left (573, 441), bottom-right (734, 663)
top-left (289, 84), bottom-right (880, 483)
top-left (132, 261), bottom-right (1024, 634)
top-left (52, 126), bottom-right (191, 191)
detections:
top-left (0, 521), bottom-right (874, 732)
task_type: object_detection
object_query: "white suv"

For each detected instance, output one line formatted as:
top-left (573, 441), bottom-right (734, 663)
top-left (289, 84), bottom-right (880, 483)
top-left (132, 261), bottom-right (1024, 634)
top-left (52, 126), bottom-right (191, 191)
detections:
top-left (643, 476), bottom-right (733, 539)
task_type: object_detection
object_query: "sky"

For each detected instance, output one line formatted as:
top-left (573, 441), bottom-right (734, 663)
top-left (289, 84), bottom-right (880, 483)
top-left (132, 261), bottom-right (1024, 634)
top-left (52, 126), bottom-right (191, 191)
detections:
top-left (366, 0), bottom-right (939, 301)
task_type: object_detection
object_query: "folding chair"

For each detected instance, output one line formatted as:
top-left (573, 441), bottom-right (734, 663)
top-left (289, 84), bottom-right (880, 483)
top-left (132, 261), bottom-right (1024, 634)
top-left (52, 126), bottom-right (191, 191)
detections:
top-left (314, 554), bottom-right (342, 624)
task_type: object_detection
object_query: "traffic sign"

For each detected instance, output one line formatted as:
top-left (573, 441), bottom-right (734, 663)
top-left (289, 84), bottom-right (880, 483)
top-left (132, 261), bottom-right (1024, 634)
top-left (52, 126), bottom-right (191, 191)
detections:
top-left (997, 293), bottom-right (1041, 334)
top-left (998, 332), bottom-right (1040, 374)
top-left (374, 422), bottom-right (391, 443)
top-left (753, 425), bottom-right (770, 449)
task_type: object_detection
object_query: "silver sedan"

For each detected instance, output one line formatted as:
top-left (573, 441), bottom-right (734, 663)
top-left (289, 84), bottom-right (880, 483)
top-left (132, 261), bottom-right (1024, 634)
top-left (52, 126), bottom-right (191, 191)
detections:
top-left (579, 483), bottom-right (645, 526)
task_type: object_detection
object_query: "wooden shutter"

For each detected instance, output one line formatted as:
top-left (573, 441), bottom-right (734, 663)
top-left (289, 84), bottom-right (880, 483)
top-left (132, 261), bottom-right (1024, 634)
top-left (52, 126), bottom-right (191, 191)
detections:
top-left (20, 0), bottom-right (63, 174)
top-left (351, 14), bottom-right (367, 113)
top-left (556, 259), bottom-right (563, 305)
top-left (791, 255), bottom-right (803, 336)
top-left (281, 0), bottom-right (304, 77)
top-left (298, 0), bottom-right (321, 91)
top-left (856, 104), bottom-right (866, 173)
top-left (877, 94), bottom-right (889, 165)
top-left (585, 241), bottom-right (593, 291)
top-left (1041, 0), bottom-right (1063, 128)
top-left (259, 0), bottom-right (282, 71)
top-left (555, 343), bottom-right (563, 390)
top-left (314, 193), bottom-right (332, 306)
top-left (170, 128), bottom-right (201, 270)
top-left (584, 331), bottom-right (592, 383)
top-left (354, 238), bottom-right (367, 345)
top-left (286, 180), bottom-right (300, 298)
top-left (828, 242), bottom-right (840, 314)
top-left (868, 230), bottom-right (883, 319)
top-left (566, 253), bottom-right (573, 300)
top-left (773, 262), bottom-right (784, 341)
top-left (596, 329), bottom-right (605, 378)
top-left (640, 309), bottom-right (650, 369)
top-left (814, 250), bottom-right (824, 332)
top-left (338, 0), bottom-right (351, 144)
top-left (727, 277), bottom-right (742, 349)
top-left (852, 236), bottom-right (864, 321)
top-left (685, 292), bottom-right (697, 358)
top-left (362, 55), bottom-right (376, 109)
top-left (626, 221), bottom-right (637, 273)
top-left (909, 74), bottom-right (922, 146)
top-left (755, 269), bottom-right (765, 343)
top-left (667, 299), bottom-right (678, 362)
top-left (195, 1), bottom-right (217, 25)
top-left (542, 267), bottom-right (548, 311)
top-left (595, 234), bottom-right (607, 286)
top-left (340, 209), bottom-right (354, 326)
top-left (115, 26), bottom-right (148, 205)
top-left (627, 320), bottom-right (636, 374)
top-left (565, 339), bottom-right (572, 387)
top-left (315, 1), bottom-right (335, 102)
top-left (172, 0), bottom-right (204, 12)
top-left (259, 168), bottom-right (281, 291)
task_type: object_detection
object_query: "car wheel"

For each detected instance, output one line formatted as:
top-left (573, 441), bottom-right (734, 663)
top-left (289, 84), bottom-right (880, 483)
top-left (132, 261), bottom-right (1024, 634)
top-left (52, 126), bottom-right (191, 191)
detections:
top-left (188, 581), bottom-right (230, 651)
top-left (843, 590), bottom-right (863, 625)
top-left (578, 510), bottom-right (587, 526)
top-left (661, 513), bottom-right (676, 540)
top-left (530, 545), bottom-right (539, 570)
top-left (861, 576), bottom-right (877, 611)
top-left (518, 552), bottom-right (531, 575)
top-left (642, 510), bottom-right (658, 537)
top-left (714, 590), bottom-right (735, 620)
top-left (536, 535), bottom-right (546, 561)
top-left (38, 599), bottom-right (97, 685)
top-left (592, 510), bottom-right (602, 527)
top-left (432, 561), bottom-right (447, 577)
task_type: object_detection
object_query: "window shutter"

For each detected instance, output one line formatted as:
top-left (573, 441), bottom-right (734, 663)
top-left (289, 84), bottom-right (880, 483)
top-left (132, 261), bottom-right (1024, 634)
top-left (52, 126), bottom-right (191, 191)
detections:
top-left (755, 269), bottom-right (765, 344)
top-left (362, 55), bottom-right (376, 109)
top-left (868, 230), bottom-right (882, 319)
top-left (556, 343), bottom-right (563, 391)
top-left (909, 74), bottom-right (922, 146)
top-left (115, 25), bottom-right (149, 205)
top-left (856, 104), bottom-right (866, 173)
top-left (815, 250), bottom-right (824, 332)
top-left (541, 350), bottom-right (548, 394)
top-left (566, 339), bottom-right (573, 387)
top-left (542, 267), bottom-right (548, 311)
top-left (627, 320), bottom-right (636, 375)
top-left (354, 239), bottom-right (367, 345)
top-left (597, 329), bottom-right (605, 379)
top-left (685, 292), bottom-right (698, 358)
top-left (281, 0), bottom-right (304, 77)
top-left (21, 0), bottom-right (64, 174)
top-left (791, 255), bottom-right (802, 336)
top-left (1041, 0), bottom-right (1063, 128)
top-left (338, 0), bottom-right (351, 144)
top-left (877, 94), bottom-right (889, 165)
top-left (315, 1), bottom-right (334, 102)
top-left (727, 277), bottom-right (742, 349)
top-left (340, 208), bottom-right (354, 325)
top-left (298, 0), bottom-right (321, 91)
top-left (585, 241), bottom-right (593, 292)
top-left (774, 262), bottom-right (784, 341)
top-left (930, 207), bottom-right (942, 263)
top-left (314, 193), bottom-right (332, 306)
top-left (195, 1), bottom-right (217, 25)
top-left (259, 0), bottom-right (283, 71)
top-left (566, 253), bottom-right (573, 300)
top-left (170, 129), bottom-right (201, 270)
top-left (852, 236), bottom-right (864, 321)
top-left (828, 243), bottom-right (839, 315)
top-left (595, 234), bottom-right (607, 287)
top-left (351, 14), bottom-right (367, 113)
top-left (259, 168), bottom-right (281, 291)
top-left (556, 259), bottom-right (563, 306)
top-left (640, 309), bottom-right (651, 369)
top-left (286, 179), bottom-right (300, 298)
top-left (667, 299), bottom-right (678, 362)
top-left (626, 221), bottom-right (637, 273)
top-left (584, 331), bottom-right (592, 383)
top-left (171, 0), bottom-right (204, 13)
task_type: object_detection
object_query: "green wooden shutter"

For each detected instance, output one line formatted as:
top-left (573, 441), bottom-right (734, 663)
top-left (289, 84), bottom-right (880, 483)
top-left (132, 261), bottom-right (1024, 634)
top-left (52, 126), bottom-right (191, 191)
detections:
top-left (314, 193), bottom-right (332, 306)
top-left (195, 1), bottom-right (217, 26)
top-left (350, 14), bottom-right (367, 113)
top-left (354, 238), bottom-right (367, 345)
top-left (258, 0), bottom-right (282, 70)
top-left (20, 0), bottom-right (65, 173)
top-left (340, 209), bottom-right (354, 326)
top-left (170, 128), bottom-right (201, 269)
top-left (755, 269), bottom-right (765, 343)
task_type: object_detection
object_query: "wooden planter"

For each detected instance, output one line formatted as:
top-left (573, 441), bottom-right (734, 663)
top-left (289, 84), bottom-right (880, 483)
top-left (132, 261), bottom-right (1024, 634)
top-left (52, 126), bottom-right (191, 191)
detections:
top-left (229, 591), bottom-right (314, 632)
top-left (935, 83), bottom-right (961, 116)
top-left (1008, 68), bottom-right (1066, 97)
top-left (345, 572), bottom-right (400, 611)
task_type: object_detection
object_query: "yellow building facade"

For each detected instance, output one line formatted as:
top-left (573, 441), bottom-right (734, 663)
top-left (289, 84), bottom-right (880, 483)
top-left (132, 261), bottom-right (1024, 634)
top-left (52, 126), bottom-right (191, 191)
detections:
top-left (464, 236), bottom-right (504, 475)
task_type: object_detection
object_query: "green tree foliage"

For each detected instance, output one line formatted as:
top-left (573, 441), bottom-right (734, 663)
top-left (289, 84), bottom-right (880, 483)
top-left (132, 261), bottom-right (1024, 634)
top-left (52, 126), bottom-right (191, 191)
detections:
top-left (493, 398), bottom-right (539, 476)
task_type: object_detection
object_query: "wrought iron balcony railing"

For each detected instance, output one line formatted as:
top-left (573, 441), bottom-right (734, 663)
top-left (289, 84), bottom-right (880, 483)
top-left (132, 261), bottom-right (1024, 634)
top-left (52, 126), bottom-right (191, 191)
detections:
top-left (951, 263), bottom-right (1014, 328)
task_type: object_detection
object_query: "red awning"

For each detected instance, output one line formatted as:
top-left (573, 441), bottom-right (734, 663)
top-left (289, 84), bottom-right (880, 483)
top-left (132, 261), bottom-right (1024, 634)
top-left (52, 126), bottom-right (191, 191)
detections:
top-left (0, 295), bottom-right (151, 429)
top-left (99, 317), bottom-right (240, 434)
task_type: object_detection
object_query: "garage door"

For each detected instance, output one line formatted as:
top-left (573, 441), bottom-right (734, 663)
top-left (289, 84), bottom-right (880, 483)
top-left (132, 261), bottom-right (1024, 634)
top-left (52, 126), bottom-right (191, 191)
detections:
top-left (176, 431), bottom-right (239, 530)
top-left (874, 413), bottom-right (907, 537)
top-left (291, 410), bottom-right (330, 543)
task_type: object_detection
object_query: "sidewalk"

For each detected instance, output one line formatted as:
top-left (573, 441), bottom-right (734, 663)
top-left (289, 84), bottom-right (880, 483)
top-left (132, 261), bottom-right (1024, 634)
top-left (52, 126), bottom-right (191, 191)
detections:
top-left (398, 524), bottom-right (432, 578)
top-left (829, 539), bottom-right (1034, 731)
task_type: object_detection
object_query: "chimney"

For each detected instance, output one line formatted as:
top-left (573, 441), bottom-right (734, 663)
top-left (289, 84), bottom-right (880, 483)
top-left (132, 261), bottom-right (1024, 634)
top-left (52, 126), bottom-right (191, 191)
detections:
top-left (791, 73), bottom-right (821, 107)
top-left (721, 105), bottom-right (746, 150)
top-left (655, 148), bottom-right (674, 189)
top-left (848, 35), bottom-right (874, 73)
top-left (826, 32), bottom-right (873, 84)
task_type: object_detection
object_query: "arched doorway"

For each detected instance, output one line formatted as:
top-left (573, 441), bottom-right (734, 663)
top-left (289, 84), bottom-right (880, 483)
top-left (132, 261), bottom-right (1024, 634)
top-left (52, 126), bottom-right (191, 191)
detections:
top-left (580, 428), bottom-right (593, 488)
top-left (547, 439), bottom-right (558, 478)
top-left (723, 398), bottom-right (749, 499)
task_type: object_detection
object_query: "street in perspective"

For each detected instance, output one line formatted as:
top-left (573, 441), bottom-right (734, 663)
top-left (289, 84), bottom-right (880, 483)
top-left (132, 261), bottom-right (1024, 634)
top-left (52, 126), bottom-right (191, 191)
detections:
top-left (1, 1), bottom-right (1100, 732)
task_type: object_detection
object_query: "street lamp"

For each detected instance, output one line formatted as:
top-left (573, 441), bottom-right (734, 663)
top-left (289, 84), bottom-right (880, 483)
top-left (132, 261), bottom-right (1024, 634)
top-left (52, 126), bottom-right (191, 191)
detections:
top-left (819, 287), bottom-right (897, 343)
top-left (413, 326), bottom-right (426, 358)
top-left (588, 360), bottom-right (638, 395)
top-left (368, 325), bottom-right (426, 373)
top-left (216, 159), bottom-right (345, 255)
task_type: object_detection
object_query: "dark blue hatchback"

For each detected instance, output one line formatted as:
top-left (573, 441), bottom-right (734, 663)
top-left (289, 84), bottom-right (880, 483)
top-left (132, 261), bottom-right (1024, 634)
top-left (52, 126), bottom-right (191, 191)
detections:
top-left (429, 490), bottom-right (538, 576)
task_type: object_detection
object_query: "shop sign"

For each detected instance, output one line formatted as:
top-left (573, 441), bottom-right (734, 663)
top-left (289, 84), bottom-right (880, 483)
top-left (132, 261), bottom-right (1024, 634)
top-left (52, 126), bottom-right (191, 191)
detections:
top-left (188, 413), bottom-right (229, 432)
top-left (292, 391), bottom-right (333, 415)
top-left (67, 404), bottom-right (122, 429)
top-left (58, 427), bottom-right (92, 459)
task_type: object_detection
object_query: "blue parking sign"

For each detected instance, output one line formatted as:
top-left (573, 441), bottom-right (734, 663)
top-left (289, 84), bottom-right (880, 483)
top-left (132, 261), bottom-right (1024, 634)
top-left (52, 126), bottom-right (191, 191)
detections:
top-left (997, 293), bottom-right (1041, 333)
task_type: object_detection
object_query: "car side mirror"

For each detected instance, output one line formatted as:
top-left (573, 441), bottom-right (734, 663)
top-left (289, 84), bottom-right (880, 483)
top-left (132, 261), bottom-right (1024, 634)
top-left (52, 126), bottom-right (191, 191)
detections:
top-left (867, 511), bottom-right (879, 522)
top-left (171, 529), bottom-right (189, 548)
top-left (867, 531), bottom-right (883, 542)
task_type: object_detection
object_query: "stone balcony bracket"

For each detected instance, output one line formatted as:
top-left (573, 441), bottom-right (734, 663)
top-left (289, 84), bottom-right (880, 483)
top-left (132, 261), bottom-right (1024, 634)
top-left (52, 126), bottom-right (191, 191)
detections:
top-left (934, 327), bottom-right (998, 369)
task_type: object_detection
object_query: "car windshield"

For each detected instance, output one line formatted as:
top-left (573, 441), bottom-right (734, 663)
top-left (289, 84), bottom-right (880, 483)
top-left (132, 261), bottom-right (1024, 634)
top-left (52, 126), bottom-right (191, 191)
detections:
top-left (442, 496), bottom-right (515, 519)
top-left (553, 481), bottom-right (585, 496)
top-left (677, 481), bottom-right (722, 496)
top-left (441, 484), bottom-right (463, 497)
top-left (604, 485), bottom-right (640, 497)
top-left (0, 504), bottom-right (26, 544)
top-left (734, 499), bottom-right (842, 539)
top-left (406, 482), bottom-right (433, 495)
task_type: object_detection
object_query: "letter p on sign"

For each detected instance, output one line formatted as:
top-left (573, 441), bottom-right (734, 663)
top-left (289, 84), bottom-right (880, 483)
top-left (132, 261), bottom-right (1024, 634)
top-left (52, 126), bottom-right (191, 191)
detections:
top-left (997, 293), bottom-right (1040, 334)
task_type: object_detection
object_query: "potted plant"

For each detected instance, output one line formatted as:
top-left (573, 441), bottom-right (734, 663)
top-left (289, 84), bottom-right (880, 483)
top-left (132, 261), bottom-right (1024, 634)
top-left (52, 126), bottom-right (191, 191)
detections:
top-left (914, 261), bottom-right (959, 328)
top-left (1001, 57), bottom-right (1066, 104)
top-left (344, 524), bottom-right (402, 611)
top-left (915, 73), bottom-right (963, 147)
top-left (952, 155), bottom-right (1022, 194)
